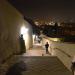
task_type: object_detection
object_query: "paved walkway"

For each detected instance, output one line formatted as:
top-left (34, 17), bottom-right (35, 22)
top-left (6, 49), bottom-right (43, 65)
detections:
top-left (22, 43), bottom-right (51, 56)
top-left (6, 43), bottom-right (72, 75)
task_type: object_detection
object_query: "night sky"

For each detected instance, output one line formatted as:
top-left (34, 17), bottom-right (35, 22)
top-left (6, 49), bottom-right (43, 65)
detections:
top-left (9, 0), bottom-right (75, 22)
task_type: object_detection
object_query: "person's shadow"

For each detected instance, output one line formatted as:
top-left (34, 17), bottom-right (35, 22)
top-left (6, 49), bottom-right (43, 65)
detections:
top-left (6, 61), bottom-right (27, 75)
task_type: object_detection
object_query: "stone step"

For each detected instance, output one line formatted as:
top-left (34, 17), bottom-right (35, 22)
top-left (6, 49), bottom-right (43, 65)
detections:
top-left (19, 56), bottom-right (72, 75)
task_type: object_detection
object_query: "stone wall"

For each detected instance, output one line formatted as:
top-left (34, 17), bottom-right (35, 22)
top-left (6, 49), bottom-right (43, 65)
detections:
top-left (0, 0), bottom-right (32, 66)
top-left (50, 42), bottom-right (73, 70)
top-left (42, 36), bottom-right (75, 71)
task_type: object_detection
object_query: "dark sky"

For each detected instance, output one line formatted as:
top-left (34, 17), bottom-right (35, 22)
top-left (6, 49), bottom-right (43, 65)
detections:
top-left (9, 0), bottom-right (75, 22)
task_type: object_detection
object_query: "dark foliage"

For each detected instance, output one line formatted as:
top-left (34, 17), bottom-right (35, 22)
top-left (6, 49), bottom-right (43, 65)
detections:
top-left (24, 17), bottom-right (41, 35)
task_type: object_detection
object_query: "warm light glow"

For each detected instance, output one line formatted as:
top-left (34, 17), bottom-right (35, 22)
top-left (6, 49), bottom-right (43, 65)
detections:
top-left (33, 34), bottom-right (36, 44)
top-left (49, 38), bottom-right (60, 41)
top-left (53, 38), bottom-right (59, 41)
top-left (49, 21), bottom-right (55, 25)
top-left (21, 26), bottom-right (28, 34)
top-left (35, 21), bottom-right (39, 25)
top-left (33, 34), bottom-right (39, 44)
top-left (20, 26), bottom-right (29, 41)
top-left (33, 34), bottom-right (36, 38)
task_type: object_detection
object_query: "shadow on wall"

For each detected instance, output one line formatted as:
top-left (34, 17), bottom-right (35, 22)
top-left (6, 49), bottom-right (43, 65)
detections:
top-left (6, 61), bottom-right (27, 75)
top-left (19, 34), bottom-right (26, 54)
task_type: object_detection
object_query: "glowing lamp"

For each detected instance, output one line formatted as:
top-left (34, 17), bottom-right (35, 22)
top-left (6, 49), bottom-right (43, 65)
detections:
top-left (21, 26), bottom-right (28, 34)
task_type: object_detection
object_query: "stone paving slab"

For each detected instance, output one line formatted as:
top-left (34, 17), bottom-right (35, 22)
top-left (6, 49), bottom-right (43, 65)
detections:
top-left (5, 43), bottom-right (72, 75)
top-left (22, 43), bottom-right (51, 56)
top-left (5, 56), bottom-right (72, 75)
top-left (0, 55), bottom-right (20, 75)
top-left (20, 56), bottom-right (72, 75)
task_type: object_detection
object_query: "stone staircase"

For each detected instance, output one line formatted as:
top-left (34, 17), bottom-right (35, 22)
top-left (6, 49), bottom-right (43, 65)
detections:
top-left (19, 56), bottom-right (72, 75)
top-left (5, 43), bottom-right (72, 75)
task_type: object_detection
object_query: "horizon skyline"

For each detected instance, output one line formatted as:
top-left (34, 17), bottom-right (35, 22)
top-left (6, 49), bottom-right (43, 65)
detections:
top-left (8, 0), bottom-right (75, 22)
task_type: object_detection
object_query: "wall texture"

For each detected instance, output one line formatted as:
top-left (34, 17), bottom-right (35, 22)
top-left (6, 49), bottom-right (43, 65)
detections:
top-left (0, 0), bottom-right (33, 71)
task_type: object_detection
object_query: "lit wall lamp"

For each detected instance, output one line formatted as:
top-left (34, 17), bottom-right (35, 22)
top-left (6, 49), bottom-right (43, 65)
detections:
top-left (20, 26), bottom-right (29, 41)
top-left (21, 26), bottom-right (28, 35)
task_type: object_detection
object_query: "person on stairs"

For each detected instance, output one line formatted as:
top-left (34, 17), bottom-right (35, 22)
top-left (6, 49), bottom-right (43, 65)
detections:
top-left (45, 42), bottom-right (49, 54)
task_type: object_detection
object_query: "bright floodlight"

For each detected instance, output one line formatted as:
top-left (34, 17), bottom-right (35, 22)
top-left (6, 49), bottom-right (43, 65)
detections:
top-left (21, 26), bottom-right (28, 34)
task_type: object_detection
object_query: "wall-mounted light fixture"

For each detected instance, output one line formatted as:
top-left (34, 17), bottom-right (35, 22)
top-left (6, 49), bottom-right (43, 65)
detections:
top-left (21, 26), bottom-right (28, 35)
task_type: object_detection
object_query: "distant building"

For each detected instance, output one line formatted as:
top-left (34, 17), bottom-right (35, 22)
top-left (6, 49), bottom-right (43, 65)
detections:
top-left (60, 22), bottom-right (75, 27)
top-left (60, 22), bottom-right (75, 36)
